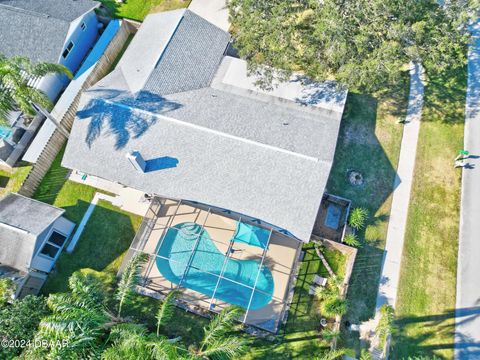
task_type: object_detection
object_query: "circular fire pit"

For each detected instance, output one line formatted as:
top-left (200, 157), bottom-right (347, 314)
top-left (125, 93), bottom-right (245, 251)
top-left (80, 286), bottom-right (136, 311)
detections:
top-left (347, 170), bottom-right (364, 186)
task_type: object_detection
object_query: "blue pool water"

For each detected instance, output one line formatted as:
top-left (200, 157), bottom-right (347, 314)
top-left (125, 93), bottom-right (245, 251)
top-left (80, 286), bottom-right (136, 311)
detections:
top-left (156, 222), bottom-right (274, 310)
top-left (0, 126), bottom-right (12, 139)
top-left (233, 222), bottom-right (270, 249)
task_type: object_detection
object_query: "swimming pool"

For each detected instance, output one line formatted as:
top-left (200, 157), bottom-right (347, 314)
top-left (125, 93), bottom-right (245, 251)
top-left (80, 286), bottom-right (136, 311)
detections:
top-left (156, 222), bottom-right (274, 310)
top-left (0, 126), bottom-right (12, 140)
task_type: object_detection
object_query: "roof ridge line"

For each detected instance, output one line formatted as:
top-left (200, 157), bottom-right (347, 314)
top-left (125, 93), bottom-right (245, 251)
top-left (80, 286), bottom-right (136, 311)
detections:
top-left (0, 3), bottom-right (67, 21)
top-left (0, 221), bottom-right (30, 235)
top-left (100, 97), bottom-right (324, 163)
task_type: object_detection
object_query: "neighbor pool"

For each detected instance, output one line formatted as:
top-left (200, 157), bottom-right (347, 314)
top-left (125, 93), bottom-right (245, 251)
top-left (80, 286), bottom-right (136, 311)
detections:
top-left (156, 222), bottom-right (274, 310)
top-left (0, 126), bottom-right (12, 140)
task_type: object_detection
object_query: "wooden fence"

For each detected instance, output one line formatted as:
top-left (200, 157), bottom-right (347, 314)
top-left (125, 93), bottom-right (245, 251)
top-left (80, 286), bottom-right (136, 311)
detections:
top-left (18, 20), bottom-right (138, 197)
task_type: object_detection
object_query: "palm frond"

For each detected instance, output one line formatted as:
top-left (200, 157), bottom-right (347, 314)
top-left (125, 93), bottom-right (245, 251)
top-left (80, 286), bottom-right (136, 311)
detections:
top-left (0, 55), bottom-right (67, 119)
top-left (68, 271), bottom-right (106, 310)
top-left (200, 306), bottom-right (243, 351)
top-left (198, 336), bottom-right (247, 360)
top-left (156, 289), bottom-right (180, 335)
top-left (115, 252), bottom-right (149, 317)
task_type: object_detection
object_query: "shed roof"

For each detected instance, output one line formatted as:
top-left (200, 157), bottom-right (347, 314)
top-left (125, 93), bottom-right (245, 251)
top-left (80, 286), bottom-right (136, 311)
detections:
top-left (0, 193), bottom-right (64, 272)
top-left (63, 9), bottom-right (348, 242)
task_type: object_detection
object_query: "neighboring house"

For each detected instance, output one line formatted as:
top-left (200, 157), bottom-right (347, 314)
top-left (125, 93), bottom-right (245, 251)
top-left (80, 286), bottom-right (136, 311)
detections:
top-left (0, 0), bottom-right (102, 167)
top-left (0, 193), bottom-right (75, 298)
top-left (63, 9), bottom-right (348, 242)
top-left (0, 0), bottom-right (101, 101)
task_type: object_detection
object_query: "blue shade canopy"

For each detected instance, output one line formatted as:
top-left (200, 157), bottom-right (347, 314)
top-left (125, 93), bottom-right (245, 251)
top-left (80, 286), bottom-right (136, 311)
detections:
top-left (233, 222), bottom-right (270, 249)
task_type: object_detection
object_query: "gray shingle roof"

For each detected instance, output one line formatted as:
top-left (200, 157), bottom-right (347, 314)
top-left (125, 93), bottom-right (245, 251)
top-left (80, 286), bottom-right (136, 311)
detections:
top-left (62, 10), bottom-right (348, 242)
top-left (0, 0), bottom-right (98, 63)
top-left (0, 193), bottom-right (64, 272)
top-left (0, 0), bottom-right (98, 21)
top-left (143, 10), bottom-right (230, 95)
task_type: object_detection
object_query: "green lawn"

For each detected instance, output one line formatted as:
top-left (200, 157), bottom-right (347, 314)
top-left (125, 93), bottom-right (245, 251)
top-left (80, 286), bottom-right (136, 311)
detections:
top-left (99, 0), bottom-right (191, 21)
top-left (32, 147), bottom-right (142, 294)
top-left (392, 66), bottom-right (466, 359)
top-left (0, 162), bottom-right (31, 197)
top-left (326, 84), bottom-right (408, 353)
top-left (327, 92), bottom-right (405, 327)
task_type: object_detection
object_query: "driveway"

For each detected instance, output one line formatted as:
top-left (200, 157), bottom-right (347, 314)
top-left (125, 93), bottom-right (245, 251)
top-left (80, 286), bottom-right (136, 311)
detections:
top-left (455, 19), bottom-right (480, 359)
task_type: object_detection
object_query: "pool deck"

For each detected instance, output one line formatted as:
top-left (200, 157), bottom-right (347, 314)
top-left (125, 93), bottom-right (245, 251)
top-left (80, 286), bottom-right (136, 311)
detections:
top-left (130, 198), bottom-right (302, 332)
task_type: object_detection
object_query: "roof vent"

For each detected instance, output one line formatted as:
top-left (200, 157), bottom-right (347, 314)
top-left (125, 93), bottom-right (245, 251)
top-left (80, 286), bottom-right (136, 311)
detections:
top-left (126, 151), bottom-right (146, 173)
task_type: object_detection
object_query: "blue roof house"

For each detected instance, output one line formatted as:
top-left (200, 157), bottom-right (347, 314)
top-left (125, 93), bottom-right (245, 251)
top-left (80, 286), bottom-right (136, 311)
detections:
top-left (0, 0), bottom-right (101, 101)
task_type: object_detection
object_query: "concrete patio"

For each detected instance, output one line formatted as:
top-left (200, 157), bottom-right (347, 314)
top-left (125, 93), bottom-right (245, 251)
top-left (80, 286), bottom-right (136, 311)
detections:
top-left (125, 198), bottom-right (302, 332)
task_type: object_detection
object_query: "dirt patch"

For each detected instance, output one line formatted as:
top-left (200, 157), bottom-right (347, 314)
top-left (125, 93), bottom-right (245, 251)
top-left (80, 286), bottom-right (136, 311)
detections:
top-left (344, 124), bottom-right (378, 146)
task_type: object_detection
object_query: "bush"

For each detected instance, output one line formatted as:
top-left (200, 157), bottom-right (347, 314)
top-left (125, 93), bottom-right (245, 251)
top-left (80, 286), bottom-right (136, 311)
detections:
top-left (343, 233), bottom-right (362, 247)
top-left (321, 298), bottom-right (347, 318)
top-left (348, 207), bottom-right (369, 230)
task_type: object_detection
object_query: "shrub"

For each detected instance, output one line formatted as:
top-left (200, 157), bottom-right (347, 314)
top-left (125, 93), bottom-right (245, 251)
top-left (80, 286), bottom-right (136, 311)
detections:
top-left (348, 207), bottom-right (369, 230)
top-left (343, 233), bottom-right (362, 247)
top-left (321, 298), bottom-right (347, 318)
top-left (376, 304), bottom-right (395, 349)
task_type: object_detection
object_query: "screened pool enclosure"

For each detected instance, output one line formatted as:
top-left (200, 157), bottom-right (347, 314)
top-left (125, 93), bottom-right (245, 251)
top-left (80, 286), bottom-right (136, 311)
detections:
top-left (123, 196), bottom-right (303, 332)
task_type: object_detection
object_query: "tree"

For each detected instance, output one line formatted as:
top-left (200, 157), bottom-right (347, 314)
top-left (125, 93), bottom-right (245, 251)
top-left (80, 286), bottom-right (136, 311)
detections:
top-left (227, 0), bottom-right (476, 92)
top-left (102, 323), bottom-right (184, 360)
top-left (315, 278), bottom-right (348, 318)
top-left (194, 306), bottom-right (248, 359)
top-left (0, 55), bottom-right (71, 124)
top-left (27, 271), bottom-right (113, 359)
top-left (156, 289), bottom-right (180, 336)
top-left (0, 278), bottom-right (15, 306)
top-left (116, 252), bottom-right (149, 317)
top-left (0, 295), bottom-right (49, 359)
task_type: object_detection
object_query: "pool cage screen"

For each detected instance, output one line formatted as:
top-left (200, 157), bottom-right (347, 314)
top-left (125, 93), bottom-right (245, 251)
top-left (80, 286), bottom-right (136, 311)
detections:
top-left (125, 196), bottom-right (299, 332)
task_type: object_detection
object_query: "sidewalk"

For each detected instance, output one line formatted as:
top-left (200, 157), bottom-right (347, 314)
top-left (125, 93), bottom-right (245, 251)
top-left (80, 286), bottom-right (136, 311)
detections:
top-left (455, 20), bottom-right (480, 359)
top-left (375, 62), bottom-right (424, 312)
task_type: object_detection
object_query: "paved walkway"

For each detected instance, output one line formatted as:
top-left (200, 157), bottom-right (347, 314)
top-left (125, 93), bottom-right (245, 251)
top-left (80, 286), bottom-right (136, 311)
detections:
top-left (455, 20), bottom-right (480, 359)
top-left (375, 62), bottom-right (424, 312)
top-left (66, 192), bottom-right (118, 253)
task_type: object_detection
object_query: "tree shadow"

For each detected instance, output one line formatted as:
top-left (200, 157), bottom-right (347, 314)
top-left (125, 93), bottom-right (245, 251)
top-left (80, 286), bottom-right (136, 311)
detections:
top-left (76, 89), bottom-right (182, 150)
top-left (325, 92), bottom-right (405, 325)
top-left (391, 307), bottom-right (480, 359)
top-left (421, 64), bottom-right (468, 123)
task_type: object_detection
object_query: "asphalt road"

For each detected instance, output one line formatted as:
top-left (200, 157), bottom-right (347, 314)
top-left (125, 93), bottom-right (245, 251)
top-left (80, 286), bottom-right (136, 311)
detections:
top-left (455, 20), bottom-right (480, 360)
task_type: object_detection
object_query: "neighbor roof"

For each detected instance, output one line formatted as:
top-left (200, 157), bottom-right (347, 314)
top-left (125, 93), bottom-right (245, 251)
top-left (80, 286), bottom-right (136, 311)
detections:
top-left (0, 193), bottom-right (64, 272)
top-left (63, 9), bottom-right (348, 242)
top-left (0, 0), bottom-right (99, 62)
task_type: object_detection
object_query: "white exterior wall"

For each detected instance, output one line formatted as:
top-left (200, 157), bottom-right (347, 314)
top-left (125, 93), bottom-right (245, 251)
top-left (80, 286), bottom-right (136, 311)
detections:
top-left (29, 216), bottom-right (75, 273)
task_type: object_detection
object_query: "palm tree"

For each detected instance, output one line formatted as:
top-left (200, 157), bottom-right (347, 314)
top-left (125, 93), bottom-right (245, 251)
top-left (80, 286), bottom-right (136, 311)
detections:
top-left (101, 306), bottom-right (248, 360)
top-left (29, 271), bottom-right (112, 359)
top-left (102, 323), bottom-right (185, 360)
top-left (0, 55), bottom-right (72, 124)
top-left (115, 252), bottom-right (149, 317)
top-left (193, 306), bottom-right (248, 359)
top-left (315, 278), bottom-right (348, 318)
top-left (156, 289), bottom-right (180, 336)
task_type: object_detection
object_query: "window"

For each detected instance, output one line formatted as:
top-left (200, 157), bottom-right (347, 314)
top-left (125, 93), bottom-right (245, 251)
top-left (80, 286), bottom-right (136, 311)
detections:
top-left (40, 243), bottom-right (59, 258)
top-left (49, 232), bottom-right (67, 247)
top-left (80, 22), bottom-right (87, 31)
top-left (39, 231), bottom-right (67, 259)
top-left (62, 41), bottom-right (74, 59)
